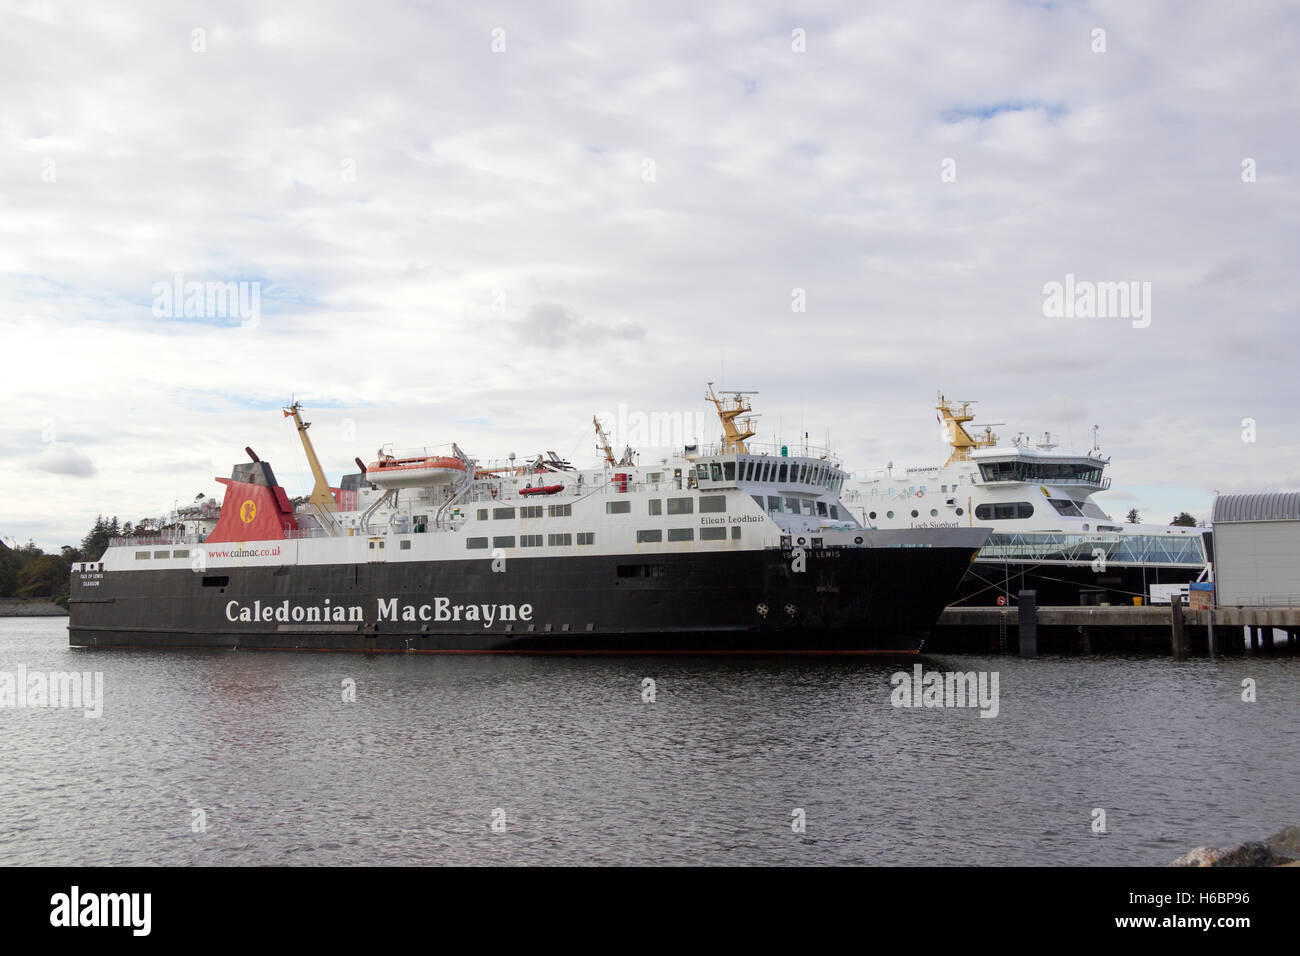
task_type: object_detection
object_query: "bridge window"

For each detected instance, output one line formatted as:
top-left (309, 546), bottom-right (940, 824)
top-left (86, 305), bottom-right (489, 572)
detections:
top-left (978, 461), bottom-right (1104, 484)
top-left (723, 462), bottom-right (735, 481)
top-left (975, 502), bottom-right (1035, 520)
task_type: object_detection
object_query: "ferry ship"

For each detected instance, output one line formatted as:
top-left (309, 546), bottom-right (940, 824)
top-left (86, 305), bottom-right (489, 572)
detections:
top-left (68, 388), bottom-right (989, 654)
top-left (843, 396), bottom-right (1211, 606)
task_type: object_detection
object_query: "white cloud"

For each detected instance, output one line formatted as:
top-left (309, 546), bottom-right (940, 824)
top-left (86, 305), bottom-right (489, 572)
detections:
top-left (0, 0), bottom-right (1297, 548)
top-left (32, 443), bottom-right (96, 478)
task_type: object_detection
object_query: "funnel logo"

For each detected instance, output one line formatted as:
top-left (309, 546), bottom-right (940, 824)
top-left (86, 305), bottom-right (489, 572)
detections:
top-left (239, 500), bottom-right (257, 523)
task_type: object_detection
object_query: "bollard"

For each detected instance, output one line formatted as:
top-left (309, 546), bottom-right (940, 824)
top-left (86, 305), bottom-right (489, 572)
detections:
top-left (1170, 594), bottom-right (1185, 660)
top-left (1206, 608), bottom-right (1216, 661)
top-left (1018, 589), bottom-right (1038, 658)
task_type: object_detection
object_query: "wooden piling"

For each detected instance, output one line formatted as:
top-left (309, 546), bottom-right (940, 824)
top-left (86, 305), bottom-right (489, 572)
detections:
top-left (1018, 590), bottom-right (1037, 658)
top-left (1171, 594), bottom-right (1185, 660)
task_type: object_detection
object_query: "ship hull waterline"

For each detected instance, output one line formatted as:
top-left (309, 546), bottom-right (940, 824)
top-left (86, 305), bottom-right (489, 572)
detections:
top-left (69, 546), bottom-right (980, 656)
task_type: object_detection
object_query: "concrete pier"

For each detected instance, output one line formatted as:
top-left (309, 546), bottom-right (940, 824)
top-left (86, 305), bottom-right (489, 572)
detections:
top-left (931, 605), bottom-right (1300, 655)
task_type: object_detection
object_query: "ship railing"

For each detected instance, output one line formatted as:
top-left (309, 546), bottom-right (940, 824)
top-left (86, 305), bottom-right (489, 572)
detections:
top-left (283, 528), bottom-right (331, 540)
top-left (699, 441), bottom-right (841, 465)
top-left (108, 534), bottom-right (203, 548)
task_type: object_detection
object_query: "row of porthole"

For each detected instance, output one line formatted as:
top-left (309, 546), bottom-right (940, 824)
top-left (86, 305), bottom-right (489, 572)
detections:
top-left (869, 508), bottom-right (965, 520)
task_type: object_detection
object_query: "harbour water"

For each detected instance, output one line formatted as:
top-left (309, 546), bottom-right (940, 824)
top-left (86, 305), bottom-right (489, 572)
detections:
top-left (2, 617), bottom-right (1296, 866)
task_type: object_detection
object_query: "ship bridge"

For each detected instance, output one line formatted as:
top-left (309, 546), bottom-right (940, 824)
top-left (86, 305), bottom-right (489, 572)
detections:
top-left (970, 447), bottom-right (1109, 489)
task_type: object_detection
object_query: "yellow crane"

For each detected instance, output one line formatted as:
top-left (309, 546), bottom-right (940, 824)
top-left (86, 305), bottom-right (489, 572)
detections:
top-left (283, 401), bottom-right (336, 512)
top-left (937, 393), bottom-right (999, 466)
top-left (706, 383), bottom-right (758, 454)
top-left (593, 416), bottom-right (617, 466)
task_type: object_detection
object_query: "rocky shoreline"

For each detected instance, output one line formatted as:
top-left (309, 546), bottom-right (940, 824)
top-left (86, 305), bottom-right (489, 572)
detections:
top-left (1171, 825), bottom-right (1300, 866)
top-left (0, 600), bottom-right (69, 617)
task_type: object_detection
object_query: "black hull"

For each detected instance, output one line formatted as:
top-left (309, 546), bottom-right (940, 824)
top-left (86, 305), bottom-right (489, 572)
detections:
top-left (955, 561), bottom-right (1204, 607)
top-left (69, 546), bottom-right (978, 655)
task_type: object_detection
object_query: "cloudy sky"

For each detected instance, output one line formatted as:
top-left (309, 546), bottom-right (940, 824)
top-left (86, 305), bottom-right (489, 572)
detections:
top-left (2, 0), bottom-right (1297, 550)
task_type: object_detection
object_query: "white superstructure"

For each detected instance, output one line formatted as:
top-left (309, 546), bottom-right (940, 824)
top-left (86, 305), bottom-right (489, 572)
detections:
top-left (844, 396), bottom-right (1208, 571)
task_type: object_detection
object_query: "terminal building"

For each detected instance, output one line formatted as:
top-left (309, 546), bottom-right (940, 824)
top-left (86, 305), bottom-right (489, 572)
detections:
top-left (1211, 493), bottom-right (1300, 607)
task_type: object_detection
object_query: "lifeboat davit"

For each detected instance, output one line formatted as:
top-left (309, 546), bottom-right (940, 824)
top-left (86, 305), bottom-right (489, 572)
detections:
top-left (519, 484), bottom-right (565, 496)
top-left (367, 454), bottom-right (466, 489)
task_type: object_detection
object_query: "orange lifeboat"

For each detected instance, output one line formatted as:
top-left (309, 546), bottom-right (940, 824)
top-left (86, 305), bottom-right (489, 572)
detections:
top-left (519, 483), bottom-right (565, 496)
top-left (366, 454), bottom-right (466, 489)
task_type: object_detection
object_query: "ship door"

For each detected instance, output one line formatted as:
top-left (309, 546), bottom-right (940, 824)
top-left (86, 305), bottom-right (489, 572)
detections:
top-left (367, 537), bottom-right (388, 563)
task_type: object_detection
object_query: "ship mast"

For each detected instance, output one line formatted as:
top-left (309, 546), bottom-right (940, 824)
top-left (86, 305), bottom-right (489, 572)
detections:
top-left (937, 393), bottom-right (998, 467)
top-left (283, 401), bottom-right (337, 512)
top-left (706, 383), bottom-right (758, 455)
top-left (593, 416), bottom-right (616, 467)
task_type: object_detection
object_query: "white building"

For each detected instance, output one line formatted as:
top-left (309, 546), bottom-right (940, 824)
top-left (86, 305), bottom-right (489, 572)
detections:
top-left (1211, 493), bottom-right (1300, 606)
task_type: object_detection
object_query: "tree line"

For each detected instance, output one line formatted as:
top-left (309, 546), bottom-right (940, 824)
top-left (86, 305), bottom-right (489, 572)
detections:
top-left (0, 515), bottom-right (156, 603)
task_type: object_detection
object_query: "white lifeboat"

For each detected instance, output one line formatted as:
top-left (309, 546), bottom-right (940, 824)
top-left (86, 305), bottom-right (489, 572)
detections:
top-left (367, 453), bottom-right (466, 488)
